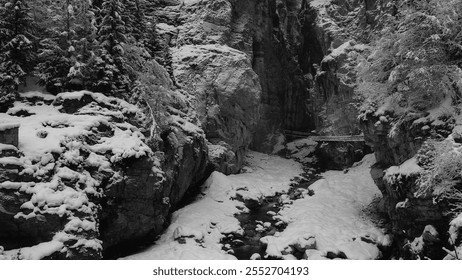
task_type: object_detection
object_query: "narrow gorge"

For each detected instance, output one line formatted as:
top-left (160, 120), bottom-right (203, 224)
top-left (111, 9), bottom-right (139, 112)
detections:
top-left (1, 0), bottom-right (462, 260)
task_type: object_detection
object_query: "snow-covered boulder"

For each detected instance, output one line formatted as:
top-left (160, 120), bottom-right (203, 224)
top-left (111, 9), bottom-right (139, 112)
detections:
top-left (0, 90), bottom-right (209, 259)
top-left (292, 235), bottom-right (317, 252)
top-left (207, 141), bottom-right (240, 175)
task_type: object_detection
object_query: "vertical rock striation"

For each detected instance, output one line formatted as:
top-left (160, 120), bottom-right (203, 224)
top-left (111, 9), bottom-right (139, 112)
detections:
top-left (152, 0), bottom-right (375, 155)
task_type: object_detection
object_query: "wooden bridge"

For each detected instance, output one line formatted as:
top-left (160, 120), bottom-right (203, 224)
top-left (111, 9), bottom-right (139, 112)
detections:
top-left (284, 130), bottom-right (365, 142)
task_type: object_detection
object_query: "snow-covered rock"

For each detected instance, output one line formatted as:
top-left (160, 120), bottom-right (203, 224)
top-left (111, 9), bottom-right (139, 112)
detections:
top-left (172, 44), bottom-right (261, 172)
top-left (292, 235), bottom-right (317, 252)
top-left (0, 90), bottom-right (209, 259)
top-left (207, 141), bottom-right (240, 175)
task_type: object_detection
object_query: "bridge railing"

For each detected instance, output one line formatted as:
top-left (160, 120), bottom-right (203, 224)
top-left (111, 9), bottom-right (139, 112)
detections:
top-left (284, 130), bottom-right (365, 142)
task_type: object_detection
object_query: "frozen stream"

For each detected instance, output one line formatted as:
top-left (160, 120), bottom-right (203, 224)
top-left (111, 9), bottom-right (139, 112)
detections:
top-left (124, 152), bottom-right (391, 260)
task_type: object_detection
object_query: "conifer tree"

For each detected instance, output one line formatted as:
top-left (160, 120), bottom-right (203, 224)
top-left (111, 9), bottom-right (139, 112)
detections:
top-left (137, 0), bottom-right (158, 57)
top-left (34, 0), bottom-right (80, 93)
top-left (122, 0), bottom-right (146, 42)
top-left (89, 0), bottom-right (131, 97)
top-left (0, 0), bottom-right (34, 94)
top-left (75, 0), bottom-right (97, 61)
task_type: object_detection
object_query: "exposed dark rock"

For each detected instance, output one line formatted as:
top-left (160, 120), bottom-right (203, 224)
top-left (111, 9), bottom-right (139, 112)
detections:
top-left (315, 141), bottom-right (372, 170)
top-left (359, 100), bottom-right (457, 259)
top-left (207, 141), bottom-right (241, 175)
top-left (0, 126), bottom-right (19, 148)
top-left (314, 40), bottom-right (367, 136)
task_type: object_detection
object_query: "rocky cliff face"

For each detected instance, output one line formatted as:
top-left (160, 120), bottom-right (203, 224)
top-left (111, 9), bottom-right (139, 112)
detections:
top-left (153, 0), bottom-right (375, 156)
top-left (0, 90), bottom-right (209, 259)
top-left (153, 0), bottom-right (263, 172)
top-left (172, 44), bottom-right (261, 174)
top-left (360, 107), bottom-right (458, 258)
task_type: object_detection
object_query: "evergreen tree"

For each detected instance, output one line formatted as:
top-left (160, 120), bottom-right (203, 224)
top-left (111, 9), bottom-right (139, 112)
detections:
top-left (122, 0), bottom-right (146, 41)
top-left (0, 0), bottom-right (158, 98)
top-left (357, 0), bottom-right (462, 114)
top-left (74, 0), bottom-right (97, 61)
top-left (33, 0), bottom-right (101, 93)
top-left (34, 0), bottom-right (80, 93)
top-left (0, 0), bottom-right (34, 94)
top-left (89, 0), bottom-right (131, 97)
top-left (35, 37), bottom-right (72, 94)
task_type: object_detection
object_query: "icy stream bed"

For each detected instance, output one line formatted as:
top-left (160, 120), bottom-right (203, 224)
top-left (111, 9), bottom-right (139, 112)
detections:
top-left (124, 152), bottom-right (391, 260)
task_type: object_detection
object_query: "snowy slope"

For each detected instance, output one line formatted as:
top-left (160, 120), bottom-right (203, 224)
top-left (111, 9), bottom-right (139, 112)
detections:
top-left (126, 152), bottom-right (387, 260)
top-left (266, 155), bottom-right (389, 259)
top-left (310, 0), bottom-right (332, 8)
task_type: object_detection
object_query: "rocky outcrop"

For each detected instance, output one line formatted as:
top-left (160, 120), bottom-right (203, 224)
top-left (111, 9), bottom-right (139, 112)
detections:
top-left (99, 118), bottom-right (208, 251)
top-left (315, 141), bottom-right (371, 170)
top-left (360, 102), bottom-right (456, 258)
top-left (284, 137), bottom-right (371, 170)
top-left (207, 141), bottom-right (240, 175)
top-left (361, 112), bottom-right (431, 167)
top-left (0, 90), bottom-right (209, 259)
top-left (172, 44), bottom-right (261, 174)
top-left (314, 40), bottom-right (368, 135)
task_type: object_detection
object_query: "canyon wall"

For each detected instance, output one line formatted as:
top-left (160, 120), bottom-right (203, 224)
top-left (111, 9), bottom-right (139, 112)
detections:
top-left (154, 0), bottom-right (375, 155)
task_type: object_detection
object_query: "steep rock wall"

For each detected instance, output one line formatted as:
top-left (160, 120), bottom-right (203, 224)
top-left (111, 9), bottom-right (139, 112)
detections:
top-left (153, 0), bottom-right (262, 171)
top-left (153, 0), bottom-right (372, 154)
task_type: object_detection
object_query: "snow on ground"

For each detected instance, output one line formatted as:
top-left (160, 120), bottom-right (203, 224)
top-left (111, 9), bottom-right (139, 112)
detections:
top-left (1, 91), bottom-right (148, 161)
top-left (126, 152), bottom-right (387, 260)
top-left (310, 0), bottom-right (332, 8)
top-left (266, 155), bottom-right (388, 260)
top-left (124, 152), bottom-right (304, 260)
top-left (384, 156), bottom-right (422, 185)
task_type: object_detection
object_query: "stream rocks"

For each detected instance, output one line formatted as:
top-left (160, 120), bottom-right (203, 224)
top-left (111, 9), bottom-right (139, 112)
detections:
top-left (292, 235), bottom-right (317, 252)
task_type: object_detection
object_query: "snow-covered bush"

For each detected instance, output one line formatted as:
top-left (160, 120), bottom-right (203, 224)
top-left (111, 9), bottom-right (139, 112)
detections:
top-left (356, 0), bottom-right (462, 117)
top-left (416, 139), bottom-right (462, 217)
top-left (354, 81), bottom-right (390, 119)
